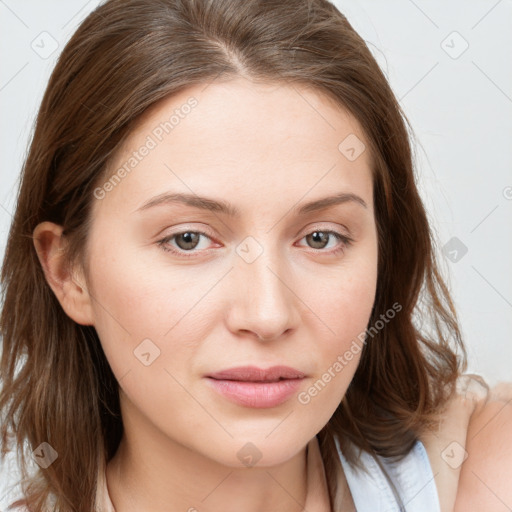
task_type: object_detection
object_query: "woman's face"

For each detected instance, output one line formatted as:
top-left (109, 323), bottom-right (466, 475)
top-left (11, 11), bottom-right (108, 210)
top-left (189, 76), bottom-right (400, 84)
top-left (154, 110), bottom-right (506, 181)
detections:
top-left (83, 76), bottom-right (378, 467)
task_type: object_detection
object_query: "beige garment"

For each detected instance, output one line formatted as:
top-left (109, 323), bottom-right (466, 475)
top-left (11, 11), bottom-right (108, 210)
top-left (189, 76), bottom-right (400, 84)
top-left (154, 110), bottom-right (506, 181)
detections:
top-left (95, 435), bottom-right (331, 512)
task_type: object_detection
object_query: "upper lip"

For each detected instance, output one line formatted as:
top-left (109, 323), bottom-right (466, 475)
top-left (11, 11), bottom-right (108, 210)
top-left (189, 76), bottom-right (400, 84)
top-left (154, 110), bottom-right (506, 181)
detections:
top-left (206, 365), bottom-right (306, 382)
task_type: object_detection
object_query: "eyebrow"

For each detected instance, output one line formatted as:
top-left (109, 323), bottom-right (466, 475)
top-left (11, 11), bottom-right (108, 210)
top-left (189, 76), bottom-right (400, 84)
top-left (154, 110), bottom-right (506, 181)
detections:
top-left (133, 191), bottom-right (368, 216)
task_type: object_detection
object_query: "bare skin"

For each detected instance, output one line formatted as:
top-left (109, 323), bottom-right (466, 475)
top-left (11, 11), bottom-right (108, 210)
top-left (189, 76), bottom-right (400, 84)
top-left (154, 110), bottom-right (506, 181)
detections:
top-left (422, 380), bottom-right (512, 512)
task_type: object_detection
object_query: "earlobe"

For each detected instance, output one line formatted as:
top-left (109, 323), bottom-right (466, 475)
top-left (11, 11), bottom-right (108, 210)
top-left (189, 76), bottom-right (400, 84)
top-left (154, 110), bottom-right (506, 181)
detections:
top-left (32, 221), bottom-right (95, 326)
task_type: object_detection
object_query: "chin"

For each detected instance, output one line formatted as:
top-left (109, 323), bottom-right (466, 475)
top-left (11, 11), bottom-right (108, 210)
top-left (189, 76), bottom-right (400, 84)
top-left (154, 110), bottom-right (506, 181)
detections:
top-left (202, 435), bottom-right (309, 469)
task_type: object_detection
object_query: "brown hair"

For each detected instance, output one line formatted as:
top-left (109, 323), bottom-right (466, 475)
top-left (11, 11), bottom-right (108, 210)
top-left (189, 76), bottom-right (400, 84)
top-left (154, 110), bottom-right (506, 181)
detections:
top-left (0, 0), bottom-right (467, 510)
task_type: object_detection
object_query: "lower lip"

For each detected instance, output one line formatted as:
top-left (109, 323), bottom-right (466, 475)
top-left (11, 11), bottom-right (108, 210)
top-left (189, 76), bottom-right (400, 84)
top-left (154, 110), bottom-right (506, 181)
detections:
top-left (205, 377), bottom-right (304, 408)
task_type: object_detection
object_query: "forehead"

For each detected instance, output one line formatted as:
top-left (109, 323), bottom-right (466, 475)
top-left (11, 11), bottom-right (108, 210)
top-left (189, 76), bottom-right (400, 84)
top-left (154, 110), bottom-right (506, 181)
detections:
top-left (96, 77), bottom-right (374, 215)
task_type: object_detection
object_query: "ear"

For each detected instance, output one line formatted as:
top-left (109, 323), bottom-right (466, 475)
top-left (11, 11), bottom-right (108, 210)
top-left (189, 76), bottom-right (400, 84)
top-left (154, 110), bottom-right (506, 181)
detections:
top-left (32, 221), bottom-right (95, 326)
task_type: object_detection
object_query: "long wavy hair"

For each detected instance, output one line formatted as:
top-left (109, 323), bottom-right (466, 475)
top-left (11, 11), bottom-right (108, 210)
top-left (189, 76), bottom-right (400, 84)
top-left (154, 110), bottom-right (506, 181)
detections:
top-left (0, 0), bottom-right (467, 510)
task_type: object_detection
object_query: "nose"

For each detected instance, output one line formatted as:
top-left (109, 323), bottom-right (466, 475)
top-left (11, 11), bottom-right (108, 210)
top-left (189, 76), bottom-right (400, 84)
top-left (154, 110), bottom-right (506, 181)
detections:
top-left (225, 247), bottom-right (301, 342)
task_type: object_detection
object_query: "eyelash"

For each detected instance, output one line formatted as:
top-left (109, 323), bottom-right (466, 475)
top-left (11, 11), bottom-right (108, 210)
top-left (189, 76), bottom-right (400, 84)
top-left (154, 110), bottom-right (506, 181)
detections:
top-left (157, 228), bottom-right (354, 259)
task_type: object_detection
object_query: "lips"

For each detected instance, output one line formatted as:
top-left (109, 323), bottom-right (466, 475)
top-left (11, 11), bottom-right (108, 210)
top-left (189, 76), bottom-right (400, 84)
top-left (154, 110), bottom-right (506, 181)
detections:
top-left (206, 365), bottom-right (306, 382)
top-left (205, 365), bottom-right (306, 408)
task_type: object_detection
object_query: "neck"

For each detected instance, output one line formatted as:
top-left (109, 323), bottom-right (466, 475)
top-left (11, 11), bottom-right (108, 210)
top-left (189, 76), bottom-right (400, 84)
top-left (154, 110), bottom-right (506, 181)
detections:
top-left (106, 399), bottom-right (309, 512)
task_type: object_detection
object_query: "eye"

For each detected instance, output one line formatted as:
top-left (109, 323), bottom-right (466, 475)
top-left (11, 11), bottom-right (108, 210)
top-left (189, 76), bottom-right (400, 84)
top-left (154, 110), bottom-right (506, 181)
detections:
top-left (157, 230), bottom-right (214, 257)
top-left (297, 229), bottom-right (353, 255)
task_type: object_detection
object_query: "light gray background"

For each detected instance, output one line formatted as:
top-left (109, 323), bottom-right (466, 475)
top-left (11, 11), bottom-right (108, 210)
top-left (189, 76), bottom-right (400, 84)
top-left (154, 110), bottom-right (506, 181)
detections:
top-left (1, 0), bottom-right (512, 498)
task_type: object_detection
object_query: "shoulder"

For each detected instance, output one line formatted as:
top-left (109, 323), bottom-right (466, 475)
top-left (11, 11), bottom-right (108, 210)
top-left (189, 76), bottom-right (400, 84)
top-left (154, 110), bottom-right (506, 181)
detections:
top-left (454, 380), bottom-right (512, 511)
top-left (420, 376), bottom-right (482, 512)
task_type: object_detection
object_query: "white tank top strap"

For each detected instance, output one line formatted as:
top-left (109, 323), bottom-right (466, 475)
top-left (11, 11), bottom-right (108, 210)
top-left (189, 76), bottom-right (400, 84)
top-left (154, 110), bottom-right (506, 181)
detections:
top-left (336, 437), bottom-right (441, 512)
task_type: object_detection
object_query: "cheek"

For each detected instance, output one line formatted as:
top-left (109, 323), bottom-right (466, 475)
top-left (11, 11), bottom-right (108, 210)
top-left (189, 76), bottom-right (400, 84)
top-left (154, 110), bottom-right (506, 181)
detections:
top-left (85, 234), bottom-right (227, 398)
top-left (301, 252), bottom-right (377, 402)
top-left (317, 251), bottom-right (377, 340)
top-left (84, 234), bottom-right (189, 377)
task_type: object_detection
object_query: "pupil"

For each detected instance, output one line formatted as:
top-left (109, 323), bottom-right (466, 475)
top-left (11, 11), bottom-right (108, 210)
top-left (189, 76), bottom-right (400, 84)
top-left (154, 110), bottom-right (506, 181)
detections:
top-left (178, 232), bottom-right (199, 249)
top-left (310, 231), bottom-right (327, 248)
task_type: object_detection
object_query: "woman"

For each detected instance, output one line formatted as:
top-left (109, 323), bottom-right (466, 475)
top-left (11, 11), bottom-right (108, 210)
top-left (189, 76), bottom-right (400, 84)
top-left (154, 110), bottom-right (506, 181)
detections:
top-left (0, 0), bottom-right (510, 511)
